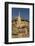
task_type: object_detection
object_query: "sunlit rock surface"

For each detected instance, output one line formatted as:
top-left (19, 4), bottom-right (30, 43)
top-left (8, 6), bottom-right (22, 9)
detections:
top-left (12, 12), bottom-right (29, 38)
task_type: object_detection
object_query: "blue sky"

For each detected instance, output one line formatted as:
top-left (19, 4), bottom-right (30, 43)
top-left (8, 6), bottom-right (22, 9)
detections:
top-left (12, 8), bottom-right (29, 20)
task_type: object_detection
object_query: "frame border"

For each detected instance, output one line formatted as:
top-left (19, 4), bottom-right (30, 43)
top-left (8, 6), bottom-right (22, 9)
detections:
top-left (5, 2), bottom-right (34, 44)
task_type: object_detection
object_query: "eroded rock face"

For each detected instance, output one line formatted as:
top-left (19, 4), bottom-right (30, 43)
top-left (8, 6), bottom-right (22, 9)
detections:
top-left (12, 20), bottom-right (29, 38)
top-left (12, 15), bottom-right (29, 38)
